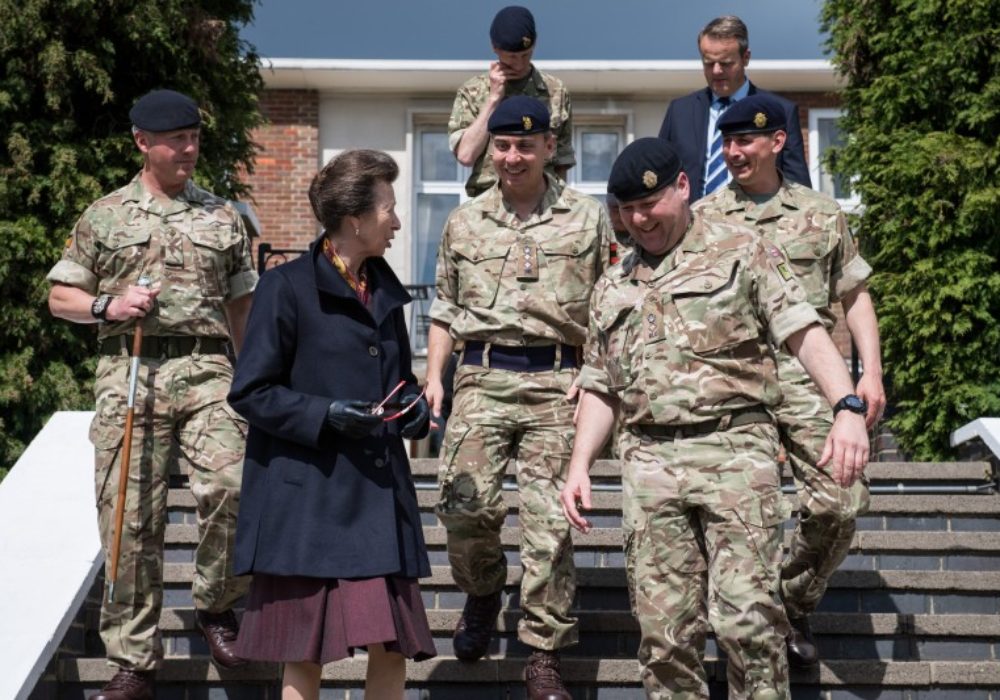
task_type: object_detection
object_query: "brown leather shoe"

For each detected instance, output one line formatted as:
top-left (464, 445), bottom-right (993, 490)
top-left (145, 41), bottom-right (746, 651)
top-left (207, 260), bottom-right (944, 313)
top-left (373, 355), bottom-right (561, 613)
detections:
top-left (453, 591), bottom-right (502, 661)
top-left (525, 650), bottom-right (571, 700)
top-left (787, 615), bottom-right (819, 668)
top-left (195, 609), bottom-right (247, 668)
top-left (92, 668), bottom-right (154, 700)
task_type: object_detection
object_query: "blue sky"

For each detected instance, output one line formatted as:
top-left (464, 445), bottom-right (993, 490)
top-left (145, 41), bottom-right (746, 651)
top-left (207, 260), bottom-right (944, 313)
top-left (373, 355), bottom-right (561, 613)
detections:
top-left (242, 0), bottom-right (829, 60)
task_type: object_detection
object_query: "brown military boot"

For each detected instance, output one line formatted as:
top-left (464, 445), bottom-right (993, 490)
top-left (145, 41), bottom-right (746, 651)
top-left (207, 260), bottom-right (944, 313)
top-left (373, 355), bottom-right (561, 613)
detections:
top-left (195, 609), bottom-right (248, 668)
top-left (92, 668), bottom-right (154, 700)
top-left (786, 615), bottom-right (819, 668)
top-left (524, 649), bottom-right (571, 700)
top-left (453, 590), bottom-right (502, 661)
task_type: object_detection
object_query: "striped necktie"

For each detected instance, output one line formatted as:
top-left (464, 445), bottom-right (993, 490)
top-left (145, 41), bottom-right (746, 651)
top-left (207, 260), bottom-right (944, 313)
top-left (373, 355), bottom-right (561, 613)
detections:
top-left (704, 96), bottom-right (731, 196)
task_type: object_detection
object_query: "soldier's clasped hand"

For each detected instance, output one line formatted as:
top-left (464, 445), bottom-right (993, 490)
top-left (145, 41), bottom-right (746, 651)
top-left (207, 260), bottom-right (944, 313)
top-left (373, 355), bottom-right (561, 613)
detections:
top-left (106, 284), bottom-right (160, 322)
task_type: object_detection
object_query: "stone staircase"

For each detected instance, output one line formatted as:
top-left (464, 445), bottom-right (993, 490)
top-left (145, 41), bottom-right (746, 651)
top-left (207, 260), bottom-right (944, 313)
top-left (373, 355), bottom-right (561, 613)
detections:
top-left (34, 458), bottom-right (1000, 699)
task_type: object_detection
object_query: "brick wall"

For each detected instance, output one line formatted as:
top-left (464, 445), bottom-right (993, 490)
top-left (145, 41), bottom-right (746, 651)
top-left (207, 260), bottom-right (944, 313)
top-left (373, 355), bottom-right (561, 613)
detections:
top-left (778, 90), bottom-right (841, 164)
top-left (245, 89), bottom-right (320, 268)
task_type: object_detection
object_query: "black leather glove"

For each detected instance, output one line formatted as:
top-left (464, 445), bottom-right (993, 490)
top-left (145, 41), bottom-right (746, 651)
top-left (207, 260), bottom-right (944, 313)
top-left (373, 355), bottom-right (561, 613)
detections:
top-left (399, 393), bottom-right (430, 439)
top-left (326, 400), bottom-right (382, 438)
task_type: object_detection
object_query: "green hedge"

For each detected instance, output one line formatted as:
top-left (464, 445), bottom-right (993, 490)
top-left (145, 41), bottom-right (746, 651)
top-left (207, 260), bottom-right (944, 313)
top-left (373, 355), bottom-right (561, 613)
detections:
top-left (0, 0), bottom-right (264, 477)
top-left (822, 0), bottom-right (1000, 459)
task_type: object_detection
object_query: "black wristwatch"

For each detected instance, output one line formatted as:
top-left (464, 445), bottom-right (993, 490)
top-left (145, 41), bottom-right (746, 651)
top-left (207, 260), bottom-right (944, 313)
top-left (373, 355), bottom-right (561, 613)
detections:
top-left (833, 394), bottom-right (868, 417)
top-left (91, 294), bottom-right (113, 322)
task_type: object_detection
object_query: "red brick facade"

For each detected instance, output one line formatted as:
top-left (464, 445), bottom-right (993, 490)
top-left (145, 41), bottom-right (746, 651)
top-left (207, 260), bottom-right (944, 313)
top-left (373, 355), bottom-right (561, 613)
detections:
top-left (246, 89), bottom-right (320, 268)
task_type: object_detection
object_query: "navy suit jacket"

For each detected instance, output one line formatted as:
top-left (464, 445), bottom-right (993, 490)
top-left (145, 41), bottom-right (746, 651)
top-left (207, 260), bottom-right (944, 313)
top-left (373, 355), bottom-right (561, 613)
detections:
top-left (657, 82), bottom-right (811, 202)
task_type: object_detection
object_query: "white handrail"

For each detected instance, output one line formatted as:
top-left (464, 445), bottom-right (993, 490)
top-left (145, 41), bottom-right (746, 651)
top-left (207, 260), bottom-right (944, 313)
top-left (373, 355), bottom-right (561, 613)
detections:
top-left (951, 417), bottom-right (1000, 463)
top-left (0, 412), bottom-right (101, 700)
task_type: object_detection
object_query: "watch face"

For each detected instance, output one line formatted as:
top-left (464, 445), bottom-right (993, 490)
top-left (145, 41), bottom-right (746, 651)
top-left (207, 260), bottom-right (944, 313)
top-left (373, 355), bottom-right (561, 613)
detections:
top-left (845, 396), bottom-right (865, 410)
top-left (91, 294), bottom-right (111, 318)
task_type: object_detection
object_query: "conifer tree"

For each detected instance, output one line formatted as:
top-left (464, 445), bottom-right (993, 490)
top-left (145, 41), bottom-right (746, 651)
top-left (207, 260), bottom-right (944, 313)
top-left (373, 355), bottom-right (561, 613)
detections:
top-left (822, 0), bottom-right (1000, 458)
top-left (0, 0), bottom-right (263, 476)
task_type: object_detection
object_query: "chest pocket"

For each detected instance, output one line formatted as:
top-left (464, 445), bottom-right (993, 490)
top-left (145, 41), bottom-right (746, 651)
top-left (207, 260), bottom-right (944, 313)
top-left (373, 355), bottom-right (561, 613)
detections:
top-left (538, 233), bottom-right (597, 303)
top-left (188, 222), bottom-right (241, 298)
top-left (453, 239), bottom-right (509, 309)
top-left (672, 260), bottom-right (758, 354)
top-left (96, 227), bottom-right (151, 292)
top-left (781, 230), bottom-right (837, 307)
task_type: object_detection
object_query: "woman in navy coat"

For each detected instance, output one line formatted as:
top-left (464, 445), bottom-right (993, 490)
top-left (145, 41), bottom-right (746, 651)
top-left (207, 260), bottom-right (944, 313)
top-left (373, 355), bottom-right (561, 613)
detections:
top-left (228, 150), bottom-right (433, 700)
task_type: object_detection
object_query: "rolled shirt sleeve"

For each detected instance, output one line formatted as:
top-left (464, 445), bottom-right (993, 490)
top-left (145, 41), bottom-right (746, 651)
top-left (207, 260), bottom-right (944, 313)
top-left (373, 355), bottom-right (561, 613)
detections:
top-left (47, 213), bottom-right (100, 293)
top-left (753, 239), bottom-right (824, 348)
top-left (830, 212), bottom-right (872, 300)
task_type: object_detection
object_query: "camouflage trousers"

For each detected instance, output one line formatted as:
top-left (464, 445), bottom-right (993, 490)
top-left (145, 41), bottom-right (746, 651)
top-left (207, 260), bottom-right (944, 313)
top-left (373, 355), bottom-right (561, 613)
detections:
top-left (435, 364), bottom-right (578, 650)
top-left (775, 351), bottom-right (870, 619)
top-left (90, 353), bottom-right (249, 670)
top-left (620, 422), bottom-right (790, 700)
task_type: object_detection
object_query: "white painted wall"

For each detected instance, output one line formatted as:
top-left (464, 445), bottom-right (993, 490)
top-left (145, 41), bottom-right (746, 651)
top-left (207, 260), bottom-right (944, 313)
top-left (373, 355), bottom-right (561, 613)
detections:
top-left (319, 95), bottom-right (413, 278)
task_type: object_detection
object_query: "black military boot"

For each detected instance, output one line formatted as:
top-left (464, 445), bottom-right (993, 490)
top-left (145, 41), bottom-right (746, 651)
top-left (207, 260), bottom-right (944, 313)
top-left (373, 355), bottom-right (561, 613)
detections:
top-left (453, 590), bottom-right (502, 661)
top-left (787, 615), bottom-right (819, 668)
top-left (524, 649), bottom-right (572, 700)
top-left (92, 668), bottom-right (154, 700)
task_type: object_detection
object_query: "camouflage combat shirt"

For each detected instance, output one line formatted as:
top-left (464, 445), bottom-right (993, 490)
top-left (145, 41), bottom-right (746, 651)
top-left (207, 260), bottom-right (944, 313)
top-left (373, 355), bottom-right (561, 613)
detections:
top-left (578, 214), bottom-right (821, 426)
top-left (430, 175), bottom-right (611, 347)
top-left (693, 179), bottom-right (872, 330)
top-left (47, 174), bottom-right (257, 339)
top-left (448, 66), bottom-right (575, 197)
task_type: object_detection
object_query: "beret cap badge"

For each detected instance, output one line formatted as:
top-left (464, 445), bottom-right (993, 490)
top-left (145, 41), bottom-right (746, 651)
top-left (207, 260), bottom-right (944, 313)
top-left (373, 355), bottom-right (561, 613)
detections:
top-left (753, 112), bottom-right (768, 129)
top-left (642, 170), bottom-right (658, 189)
top-left (522, 116), bottom-right (533, 130)
top-left (522, 36), bottom-right (532, 48)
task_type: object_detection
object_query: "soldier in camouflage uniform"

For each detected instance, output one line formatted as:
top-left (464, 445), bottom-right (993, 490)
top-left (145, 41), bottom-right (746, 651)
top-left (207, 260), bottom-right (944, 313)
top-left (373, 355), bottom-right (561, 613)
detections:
top-left (561, 138), bottom-right (871, 699)
top-left (47, 90), bottom-right (256, 700)
top-left (427, 97), bottom-right (610, 700)
top-left (695, 94), bottom-right (885, 668)
top-left (449, 5), bottom-right (575, 197)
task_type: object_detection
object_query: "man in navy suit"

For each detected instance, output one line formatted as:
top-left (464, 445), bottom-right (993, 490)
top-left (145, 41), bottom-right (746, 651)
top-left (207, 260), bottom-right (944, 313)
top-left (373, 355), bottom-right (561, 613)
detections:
top-left (658, 15), bottom-right (811, 202)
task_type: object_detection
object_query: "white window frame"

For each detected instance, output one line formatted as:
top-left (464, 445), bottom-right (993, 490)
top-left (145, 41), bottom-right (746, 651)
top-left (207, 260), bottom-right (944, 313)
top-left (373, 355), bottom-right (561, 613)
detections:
top-left (808, 108), bottom-right (862, 212)
top-left (566, 113), bottom-right (630, 196)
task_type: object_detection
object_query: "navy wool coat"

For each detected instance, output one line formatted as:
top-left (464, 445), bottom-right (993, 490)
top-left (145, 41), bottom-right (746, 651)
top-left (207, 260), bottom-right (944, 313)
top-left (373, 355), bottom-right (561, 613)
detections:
top-left (229, 239), bottom-right (431, 580)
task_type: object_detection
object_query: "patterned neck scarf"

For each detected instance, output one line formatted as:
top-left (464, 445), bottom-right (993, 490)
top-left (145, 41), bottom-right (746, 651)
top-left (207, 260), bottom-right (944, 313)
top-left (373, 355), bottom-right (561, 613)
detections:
top-left (322, 237), bottom-right (370, 306)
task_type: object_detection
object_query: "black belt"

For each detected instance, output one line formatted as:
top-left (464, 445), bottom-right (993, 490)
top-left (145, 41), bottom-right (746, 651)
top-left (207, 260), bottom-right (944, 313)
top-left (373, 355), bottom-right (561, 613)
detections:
top-left (462, 341), bottom-right (579, 372)
top-left (631, 406), bottom-right (772, 441)
top-left (98, 335), bottom-right (229, 359)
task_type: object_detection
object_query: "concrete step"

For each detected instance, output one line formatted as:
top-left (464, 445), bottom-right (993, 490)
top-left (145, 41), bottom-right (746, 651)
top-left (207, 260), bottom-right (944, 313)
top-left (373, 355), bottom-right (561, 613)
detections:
top-left (167, 490), bottom-right (1000, 518)
top-left (159, 563), bottom-right (1000, 593)
top-left (403, 459), bottom-right (995, 481)
top-left (155, 606), bottom-right (1000, 638)
top-left (163, 523), bottom-right (1000, 554)
top-left (59, 656), bottom-right (1000, 687)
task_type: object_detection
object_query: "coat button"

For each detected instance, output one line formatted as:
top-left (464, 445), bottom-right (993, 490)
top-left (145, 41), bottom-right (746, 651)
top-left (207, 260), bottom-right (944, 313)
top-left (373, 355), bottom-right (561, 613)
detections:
top-left (368, 346), bottom-right (379, 357)
top-left (374, 457), bottom-right (386, 468)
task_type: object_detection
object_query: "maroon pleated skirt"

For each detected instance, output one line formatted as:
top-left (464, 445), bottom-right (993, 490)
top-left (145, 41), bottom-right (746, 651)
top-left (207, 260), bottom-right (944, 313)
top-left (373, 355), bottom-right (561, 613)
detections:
top-left (234, 573), bottom-right (436, 664)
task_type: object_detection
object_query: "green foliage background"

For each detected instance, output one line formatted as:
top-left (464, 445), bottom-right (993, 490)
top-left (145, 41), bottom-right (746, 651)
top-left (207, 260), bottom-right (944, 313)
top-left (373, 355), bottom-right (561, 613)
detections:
top-left (822, 0), bottom-right (1000, 459)
top-left (0, 0), bottom-right (263, 478)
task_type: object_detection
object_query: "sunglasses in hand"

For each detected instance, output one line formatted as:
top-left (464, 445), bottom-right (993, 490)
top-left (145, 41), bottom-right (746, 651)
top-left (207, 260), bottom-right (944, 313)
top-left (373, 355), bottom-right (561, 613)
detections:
top-left (369, 380), bottom-right (427, 422)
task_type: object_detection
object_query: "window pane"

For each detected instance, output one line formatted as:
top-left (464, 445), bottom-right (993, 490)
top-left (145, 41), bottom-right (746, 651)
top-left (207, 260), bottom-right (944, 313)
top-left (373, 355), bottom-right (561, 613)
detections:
top-left (421, 131), bottom-right (458, 182)
top-left (580, 132), bottom-right (619, 182)
top-left (817, 118), bottom-right (851, 200)
top-left (414, 193), bottom-right (459, 284)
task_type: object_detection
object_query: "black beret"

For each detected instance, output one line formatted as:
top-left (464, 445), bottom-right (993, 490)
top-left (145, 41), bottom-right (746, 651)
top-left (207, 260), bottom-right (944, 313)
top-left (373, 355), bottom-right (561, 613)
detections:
top-left (490, 6), bottom-right (536, 52)
top-left (717, 94), bottom-right (786, 135)
top-left (129, 89), bottom-right (200, 132)
top-left (488, 96), bottom-right (550, 135)
top-left (607, 138), bottom-right (682, 203)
